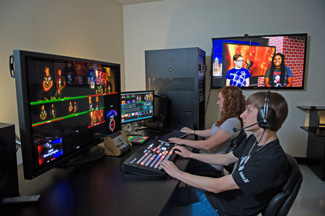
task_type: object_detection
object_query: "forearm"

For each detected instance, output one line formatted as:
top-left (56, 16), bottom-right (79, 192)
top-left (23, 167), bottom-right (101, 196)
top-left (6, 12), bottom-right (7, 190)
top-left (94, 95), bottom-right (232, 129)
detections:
top-left (174, 170), bottom-right (235, 194)
top-left (176, 171), bottom-right (216, 190)
top-left (181, 139), bottom-right (214, 150)
top-left (286, 77), bottom-right (293, 87)
top-left (265, 77), bottom-right (271, 87)
top-left (189, 152), bottom-right (229, 166)
top-left (245, 79), bottom-right (250, 87)
top-left (193, 129), bottom-right (211, 138)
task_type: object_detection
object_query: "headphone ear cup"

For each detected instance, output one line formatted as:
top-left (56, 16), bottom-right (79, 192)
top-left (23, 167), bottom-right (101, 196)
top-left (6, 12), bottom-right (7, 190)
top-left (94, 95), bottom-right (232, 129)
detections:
top-left (257, 107), bottom-right (276, 129)
top-left (265, 108), bottom-right (276, 128)
top-left (257, 108), bottom-right (266, 128)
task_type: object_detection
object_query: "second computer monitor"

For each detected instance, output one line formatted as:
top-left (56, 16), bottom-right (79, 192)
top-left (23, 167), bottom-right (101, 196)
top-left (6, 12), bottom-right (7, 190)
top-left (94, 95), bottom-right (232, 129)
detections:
top-left (121, 90), bottom-right (154, 124)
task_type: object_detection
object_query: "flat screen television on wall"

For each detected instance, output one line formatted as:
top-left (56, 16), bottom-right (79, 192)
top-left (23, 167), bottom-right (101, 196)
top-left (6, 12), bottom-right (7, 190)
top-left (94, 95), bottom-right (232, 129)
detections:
top-left (211, 33), bottom-right (308, 89)
top-left (11, 50), bottom-right (121, 179)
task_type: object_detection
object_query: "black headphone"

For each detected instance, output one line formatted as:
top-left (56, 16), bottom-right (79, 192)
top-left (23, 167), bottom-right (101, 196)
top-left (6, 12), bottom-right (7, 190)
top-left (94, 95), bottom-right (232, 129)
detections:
top-left (257, 91), bottom-right (276, 129)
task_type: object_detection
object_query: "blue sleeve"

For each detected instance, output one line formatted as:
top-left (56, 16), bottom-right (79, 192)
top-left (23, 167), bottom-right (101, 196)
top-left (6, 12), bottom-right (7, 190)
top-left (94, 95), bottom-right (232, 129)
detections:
top-left (286, 66), bottom-right (293, 77)
top-left (245, 68), bottom-right (251, 78)
top-left (225, 69), bottom-right (232, 79)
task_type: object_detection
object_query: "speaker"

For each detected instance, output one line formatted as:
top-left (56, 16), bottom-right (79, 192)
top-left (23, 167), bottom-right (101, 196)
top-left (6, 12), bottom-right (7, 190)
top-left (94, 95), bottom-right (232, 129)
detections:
top-left (257, 91), bottom-right (276, 129)
top-left (145, 47), bottom-right (206, 130)
top-left (0, 123), bottom-right (19, 200)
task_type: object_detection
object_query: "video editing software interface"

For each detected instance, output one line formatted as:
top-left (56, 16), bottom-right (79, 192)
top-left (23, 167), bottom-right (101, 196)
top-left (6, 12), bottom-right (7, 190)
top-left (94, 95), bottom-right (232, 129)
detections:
top-left (121, 91), bottom-right (154, 124)
top-left (14, 50), bottom-right (121, 178)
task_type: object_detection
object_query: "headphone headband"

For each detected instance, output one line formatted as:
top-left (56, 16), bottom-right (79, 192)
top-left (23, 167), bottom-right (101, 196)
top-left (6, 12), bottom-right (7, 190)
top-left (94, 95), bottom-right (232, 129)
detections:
top-left (258, 91), bottom-right (275, 129)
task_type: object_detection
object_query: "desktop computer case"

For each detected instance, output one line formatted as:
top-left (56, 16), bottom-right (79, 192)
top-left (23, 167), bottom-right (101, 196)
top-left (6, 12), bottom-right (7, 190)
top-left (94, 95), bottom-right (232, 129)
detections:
top-left (145, 47), bottom-right (206, 130)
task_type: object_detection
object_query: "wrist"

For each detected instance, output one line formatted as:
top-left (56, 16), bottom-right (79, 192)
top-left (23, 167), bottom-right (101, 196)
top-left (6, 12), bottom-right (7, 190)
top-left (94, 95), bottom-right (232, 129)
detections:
top-left (193, 130), bottom-right (196, 135)
top-left (175, 170), bottom-right (184, 179)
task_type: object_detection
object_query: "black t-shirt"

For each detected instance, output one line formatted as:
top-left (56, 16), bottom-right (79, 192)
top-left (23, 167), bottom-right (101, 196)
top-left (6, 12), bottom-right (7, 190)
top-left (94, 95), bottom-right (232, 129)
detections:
top-left (205, 135), bottom-right (289, 216)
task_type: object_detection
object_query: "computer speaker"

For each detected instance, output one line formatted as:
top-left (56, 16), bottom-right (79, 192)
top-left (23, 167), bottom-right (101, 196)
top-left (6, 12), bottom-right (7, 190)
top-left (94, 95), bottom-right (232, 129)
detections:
top-left (0, 123), bottom-right (19, 200)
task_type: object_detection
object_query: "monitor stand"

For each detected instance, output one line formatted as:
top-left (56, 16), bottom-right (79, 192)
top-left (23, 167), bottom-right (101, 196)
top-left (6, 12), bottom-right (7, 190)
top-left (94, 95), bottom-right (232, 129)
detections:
top-left (60, 144), bottom-right (105, 167)
top-left (124, 122), bottom-right (147, 135)
top-left (134, 120), bottom-right (147, 131)
top-left (126, 122), bottom-right (137, 134)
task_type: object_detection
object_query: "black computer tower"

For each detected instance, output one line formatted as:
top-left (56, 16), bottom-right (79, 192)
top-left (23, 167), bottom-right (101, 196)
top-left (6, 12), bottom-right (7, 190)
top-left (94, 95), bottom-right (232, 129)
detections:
top-left (145, 47), bottom-right (206, 130)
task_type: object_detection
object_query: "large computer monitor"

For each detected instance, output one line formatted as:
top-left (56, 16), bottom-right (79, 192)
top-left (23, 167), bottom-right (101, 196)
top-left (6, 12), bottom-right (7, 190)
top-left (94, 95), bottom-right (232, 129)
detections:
top-left (121, 90), bottom-right (154, 133)
top-left (11, 50), bottom-right (121, 179)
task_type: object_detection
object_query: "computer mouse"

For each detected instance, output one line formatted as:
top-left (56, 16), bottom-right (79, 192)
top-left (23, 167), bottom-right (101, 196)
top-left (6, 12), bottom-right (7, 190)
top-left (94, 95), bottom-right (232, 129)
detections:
top-left (173, 149), bottom-right (181, 154)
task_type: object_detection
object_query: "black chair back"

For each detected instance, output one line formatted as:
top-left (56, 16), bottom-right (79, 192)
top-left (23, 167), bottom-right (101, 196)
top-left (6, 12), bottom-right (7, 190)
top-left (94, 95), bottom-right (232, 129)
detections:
top-left (262, 153), bottom-right (303, 216)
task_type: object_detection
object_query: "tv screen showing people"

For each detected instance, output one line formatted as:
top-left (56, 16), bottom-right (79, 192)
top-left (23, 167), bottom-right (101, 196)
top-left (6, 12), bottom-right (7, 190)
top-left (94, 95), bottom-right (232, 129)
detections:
top-left (211, 33), bottom-right (307, 89)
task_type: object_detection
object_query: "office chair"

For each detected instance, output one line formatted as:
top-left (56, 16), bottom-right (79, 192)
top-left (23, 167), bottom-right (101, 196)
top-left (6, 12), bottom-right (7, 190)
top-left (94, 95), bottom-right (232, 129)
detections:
top-left (262, 153), bottom-right (303, 216)
top-left (224, 130), bottom-right (247, 174)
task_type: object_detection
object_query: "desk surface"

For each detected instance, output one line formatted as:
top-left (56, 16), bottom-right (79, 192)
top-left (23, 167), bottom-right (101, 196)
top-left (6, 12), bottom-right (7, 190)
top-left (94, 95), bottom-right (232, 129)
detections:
top-left (2, 129), bottom-right (190, 216)
top-left (297, 106), bottom-right (325, 110)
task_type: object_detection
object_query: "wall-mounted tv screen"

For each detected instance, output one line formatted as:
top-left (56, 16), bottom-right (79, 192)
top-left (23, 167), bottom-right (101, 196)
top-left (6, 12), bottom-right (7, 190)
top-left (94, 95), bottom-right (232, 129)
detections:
top-left (211, 33), bottom-right (308, 89)
top-left (11, 50), bottom-right (121, 179)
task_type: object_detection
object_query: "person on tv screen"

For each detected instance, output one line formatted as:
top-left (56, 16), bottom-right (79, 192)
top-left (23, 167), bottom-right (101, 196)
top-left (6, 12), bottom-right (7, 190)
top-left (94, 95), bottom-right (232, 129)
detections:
top-left (225, 54), bottom-right (251, 87)
top-left (168, 86), bottom-right (245, 178)
top-left (55, 69), bottom-right (66, 99)
top-left (50, 104), bottom-right (57, 119)
top-left (160, 91), bottom-right (289, 216)
top-left (264, 53), bottom-right (293, 87)
top-left (40, 66), bottom-right (53, 100)
top-left (62, 61), bottom-right (77, 85)
top-left (40, 105), bottom-right (47, 120)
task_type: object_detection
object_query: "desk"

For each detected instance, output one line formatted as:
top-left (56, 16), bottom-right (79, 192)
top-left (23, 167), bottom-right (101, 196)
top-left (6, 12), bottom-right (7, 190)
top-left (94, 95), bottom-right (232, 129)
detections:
top-left (2, 129), bottom-right (191, 216)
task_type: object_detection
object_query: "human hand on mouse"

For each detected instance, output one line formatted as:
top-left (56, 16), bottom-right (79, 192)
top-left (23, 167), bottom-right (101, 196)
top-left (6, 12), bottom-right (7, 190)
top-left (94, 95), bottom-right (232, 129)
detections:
top-left (180, 127), bottom-right (194, 134)
top-left (172, 146), bottom-right (192, 158)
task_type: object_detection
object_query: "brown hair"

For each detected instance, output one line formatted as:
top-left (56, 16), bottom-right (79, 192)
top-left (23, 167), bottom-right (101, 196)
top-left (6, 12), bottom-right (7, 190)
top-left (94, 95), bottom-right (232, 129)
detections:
top-left (246, 91), bottom-right (288, 131)
top-left (233, 54), bottom-right (242, 61)
top-left (216, 86), bottom-right (246, 126)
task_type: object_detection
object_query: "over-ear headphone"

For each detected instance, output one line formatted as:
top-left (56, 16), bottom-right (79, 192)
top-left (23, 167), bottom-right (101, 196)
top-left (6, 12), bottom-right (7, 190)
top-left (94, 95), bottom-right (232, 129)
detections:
top-left (257, 91), bottom-right (276, 129)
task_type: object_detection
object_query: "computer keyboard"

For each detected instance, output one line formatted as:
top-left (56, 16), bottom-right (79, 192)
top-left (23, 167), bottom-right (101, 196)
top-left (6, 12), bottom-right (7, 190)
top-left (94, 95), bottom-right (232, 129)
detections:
top-left (121, 131), bottom-right (188, 176)
top-left (158, 130), bottom-right (188, 142)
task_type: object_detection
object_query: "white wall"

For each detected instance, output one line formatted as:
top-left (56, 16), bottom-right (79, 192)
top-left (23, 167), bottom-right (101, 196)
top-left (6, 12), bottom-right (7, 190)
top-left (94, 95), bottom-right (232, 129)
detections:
top-left (123, 0), bottom-right (325, 157)
top-left (0, 0), bottom-right (125, 163)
